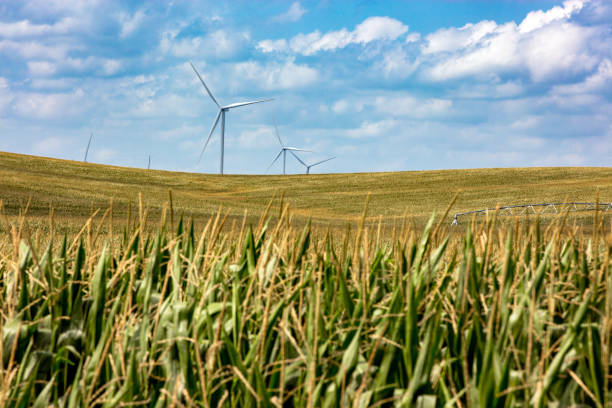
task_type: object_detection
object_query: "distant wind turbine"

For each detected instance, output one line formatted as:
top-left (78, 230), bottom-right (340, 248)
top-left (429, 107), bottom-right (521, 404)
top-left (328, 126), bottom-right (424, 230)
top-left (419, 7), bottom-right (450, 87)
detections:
top-left (190, 62), bottom-right (273, 174)
top-left (147, 155), bottom-right (151, 170)
top-left (266, 121), bottom-right (309, 175)
top-left (84, 133), bottom-right (93, 162)
top-left (290, 152), bottom-right (336, 174)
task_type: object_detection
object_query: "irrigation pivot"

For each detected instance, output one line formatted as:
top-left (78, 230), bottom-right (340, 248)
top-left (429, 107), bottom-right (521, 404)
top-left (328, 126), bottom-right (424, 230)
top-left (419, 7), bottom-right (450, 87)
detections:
top-left (190, 62), bottom-right (273, 175)
top-left (451, 202), bottom-right (612, 225)
top-left (266, 120), bottom-right (309, 174)
top-left (84, 133), bottom-right (93, 162)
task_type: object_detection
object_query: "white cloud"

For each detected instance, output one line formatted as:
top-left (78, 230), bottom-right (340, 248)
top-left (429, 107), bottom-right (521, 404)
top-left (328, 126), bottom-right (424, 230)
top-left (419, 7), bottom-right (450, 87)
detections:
top-left (518, 0), bottom-right (585, 33)
top-left (377, 46), bottom-right (420, 79)
top-left (553, 58), bottom-right (612, 94)
top-left (271, 2), bottom-right (307, 23)
top-left (32, 136), bottom-right (66, 156)
top-left (346, 119), bottom-right (398, 139)
top-left (131, 94), bottom-right (201, 118)
top-left (425, 22), bottom-right (521, 81)
top-left (22, 0), bottom-right (102, 17)
top-left (102, 59), bottom-right (122, 75)
top-left (374, 95), bottom-right (452, 117)
top-left (424, 10), bottom-right (602, 83)
top-left (405, 33), bottom-right (420, 43)
top-left (27, 57), bottom-right (126, 77)
top-left (119, 9), bottom-right (146, 39)
top-left (238, 126), bottom-right (276, 148)
top-left (161, 29), bottom-right (249, 59)
top-left (257, 38), bottom-right (288, 53)
top-left (14, 89), bottom-right (86, 119)
top-left (155, 123), bottom-right (206, 141)
top-left (28, 61), bottom-right (58, 76)
top-left (258, 16), bottom-right (409, 55)
top-left (30, 78), bottom-right (75, 89)
top-left (233, 59), bottom-right (318, 90)
top-left (353, 16), bottom-right (409, 43)
top-left (0, 39), bottom-right (71, 60)
top-left (522, 22), bottom-right (599, 82)
top-left (332, 94), bottom-right (452, 118)
top-left (422, 20), bottom-right (498, 54)
top-left (0, 17), bottom-right (80, 38)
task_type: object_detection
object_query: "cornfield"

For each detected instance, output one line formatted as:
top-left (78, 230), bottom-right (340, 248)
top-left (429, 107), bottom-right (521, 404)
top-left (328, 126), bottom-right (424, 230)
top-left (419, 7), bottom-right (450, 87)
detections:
top-left (0, 198), bottom-right (611, 407)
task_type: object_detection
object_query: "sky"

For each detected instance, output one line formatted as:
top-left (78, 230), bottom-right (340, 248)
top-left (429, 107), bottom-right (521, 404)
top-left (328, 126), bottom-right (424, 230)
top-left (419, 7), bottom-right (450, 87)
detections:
top-left (0, 0), bottom-right (611, 174)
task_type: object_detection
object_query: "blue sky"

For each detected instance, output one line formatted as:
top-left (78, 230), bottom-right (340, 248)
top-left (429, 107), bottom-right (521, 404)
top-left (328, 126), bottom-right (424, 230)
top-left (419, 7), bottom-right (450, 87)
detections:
top-left (0, 0), bottom-right (611, 174)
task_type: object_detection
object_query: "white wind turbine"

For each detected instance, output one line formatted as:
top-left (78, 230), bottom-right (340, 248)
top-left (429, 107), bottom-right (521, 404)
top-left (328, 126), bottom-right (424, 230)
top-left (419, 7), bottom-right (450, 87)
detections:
top-left (190, 62), bottom-right (273, 174)
top-left (290, 152), bottom-right (336, 174)
top-left (266, 121), bottom-right (309, 175)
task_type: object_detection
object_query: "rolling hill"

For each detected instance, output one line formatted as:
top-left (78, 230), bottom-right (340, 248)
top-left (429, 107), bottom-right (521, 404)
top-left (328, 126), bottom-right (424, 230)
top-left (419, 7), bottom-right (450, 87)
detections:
top-left (1, 151), bottom-right (611, 232)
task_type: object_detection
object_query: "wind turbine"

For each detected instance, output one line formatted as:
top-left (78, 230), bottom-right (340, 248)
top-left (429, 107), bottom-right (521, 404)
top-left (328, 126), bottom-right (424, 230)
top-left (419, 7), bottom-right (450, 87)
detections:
top-left (84, 133), bottom-right (93, 162)
top-left (190, 62), bottom-right (273, 174)
top-left (290, 152), bottom-right (336, 174)
top-left (266, 122), bottom-right (309, 175)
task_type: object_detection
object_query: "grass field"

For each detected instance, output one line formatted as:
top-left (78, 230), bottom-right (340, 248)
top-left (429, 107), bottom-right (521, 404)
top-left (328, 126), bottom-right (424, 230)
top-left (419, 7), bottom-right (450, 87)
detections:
top-left (1, 151), bottom-right (611, 234)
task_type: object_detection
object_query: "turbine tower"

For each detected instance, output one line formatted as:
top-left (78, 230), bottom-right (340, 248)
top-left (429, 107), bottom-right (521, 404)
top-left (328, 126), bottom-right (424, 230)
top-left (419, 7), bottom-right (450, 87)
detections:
top-left (84, 133), bottom-right (93, 162)
top-left (266, 121), bottom-right (309, 175)
top-left (291, 152), bottom-right (336, 174)
top-left (190, 62), bottom-right (273, 174)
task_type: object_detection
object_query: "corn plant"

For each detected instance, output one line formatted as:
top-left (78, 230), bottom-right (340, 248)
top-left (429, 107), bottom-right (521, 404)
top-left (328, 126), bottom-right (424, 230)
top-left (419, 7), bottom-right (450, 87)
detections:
top-left (0, 203), bottom-right (610, 407)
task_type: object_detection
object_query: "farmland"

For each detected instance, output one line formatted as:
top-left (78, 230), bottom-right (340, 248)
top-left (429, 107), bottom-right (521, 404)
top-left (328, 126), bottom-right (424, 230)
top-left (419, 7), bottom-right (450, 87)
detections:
top-left (0, 151), bottom-right (611, 406)
top-left (1, 151), bottom-right (612, 233)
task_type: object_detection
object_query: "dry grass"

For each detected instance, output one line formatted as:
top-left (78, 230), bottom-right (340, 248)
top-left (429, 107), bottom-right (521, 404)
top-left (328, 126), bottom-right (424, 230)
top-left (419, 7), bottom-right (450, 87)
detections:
top-left (1, 151), bottom-right (611, 235)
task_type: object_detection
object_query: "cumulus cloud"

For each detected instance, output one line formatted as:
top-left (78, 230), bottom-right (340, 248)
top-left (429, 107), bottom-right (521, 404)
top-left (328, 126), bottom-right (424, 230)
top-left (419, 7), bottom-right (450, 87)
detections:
top-left (332, 94), bottom-right (452, 119)
top-left (232, 59), bottom-right (318, 90)
top-left (553, 58), bottom-right (612, 94)
top-left (0, 39), bottom-right (72, 60)
top-left (27, 57), bottom-right (124, 77)
top-left (271, 2), bottom-right (307, 23)
top-left (119, 9), bottom-right (146, 39)
top-left (422, 20), bottom-right (498, 54)
top-left (346, 119), bottom-right (398, 139)
top-left (0, 17), bottom-right (81, 38)
top-left (14, 89), bottom-right (87, 119)
top-left (161, 29), bottom-right (249, 59)
top-left (422, 1), bottom-right (604, 83)
top-left (518, 0), bottom-right (585, 33)
top-left (257, 16), bottom-right (409, 55)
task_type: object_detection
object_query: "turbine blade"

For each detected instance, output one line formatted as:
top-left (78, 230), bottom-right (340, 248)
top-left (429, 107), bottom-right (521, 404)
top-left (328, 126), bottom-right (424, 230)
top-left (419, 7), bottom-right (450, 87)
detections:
top-left (311, 156), bottom-right (336, 167)
top-left (266, 149), bottom-right (283, 173)
top-left (272, 118), bottom-right (285, 147)
top-left (285, 147), bottom-right (311, 152)
top-left (223, 98), bottom-right (274, 109)
top-left (197, 110), bottom-right (221, 164)
top-left (289, 150), bottom-right (307, 167)
top-left (190, 61), bottom-right (221, 108)
top-left (273, 118), bottom-right (284, 147)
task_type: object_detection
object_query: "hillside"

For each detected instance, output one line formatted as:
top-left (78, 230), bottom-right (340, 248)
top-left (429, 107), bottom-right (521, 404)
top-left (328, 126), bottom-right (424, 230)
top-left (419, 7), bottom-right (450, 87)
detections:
top-left (1, 151), bottom-right (611, 231)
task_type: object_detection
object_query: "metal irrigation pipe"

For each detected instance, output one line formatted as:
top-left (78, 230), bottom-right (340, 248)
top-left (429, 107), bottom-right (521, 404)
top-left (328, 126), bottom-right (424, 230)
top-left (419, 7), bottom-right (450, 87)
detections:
top-left (451, 202), bottom-right (612, 225)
